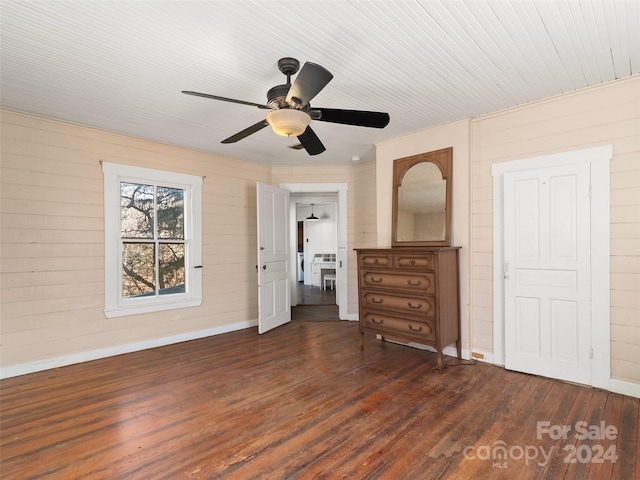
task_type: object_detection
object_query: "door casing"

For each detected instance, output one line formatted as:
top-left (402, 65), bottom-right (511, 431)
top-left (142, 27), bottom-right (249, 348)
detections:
top-left (491, 145), bottom-right (612, 390)
top-left (503, 162), bottom-right (591, 384)
top-left (280, 183), bottom-right (351, 320)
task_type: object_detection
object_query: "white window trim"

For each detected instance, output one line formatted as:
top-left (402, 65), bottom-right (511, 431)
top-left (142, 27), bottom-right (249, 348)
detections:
top-left (102, 162), bottom-right (203, 318)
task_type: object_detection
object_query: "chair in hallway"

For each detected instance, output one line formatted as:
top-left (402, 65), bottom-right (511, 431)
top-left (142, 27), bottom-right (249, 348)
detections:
top-left (323, 274), bottom-right (336, 290)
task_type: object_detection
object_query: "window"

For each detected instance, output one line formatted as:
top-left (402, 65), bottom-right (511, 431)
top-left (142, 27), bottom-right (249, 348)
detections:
top-left (102, 162), bottom-right (202, 317)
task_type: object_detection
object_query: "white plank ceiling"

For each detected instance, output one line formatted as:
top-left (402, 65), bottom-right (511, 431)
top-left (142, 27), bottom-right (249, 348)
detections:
top-left (1, 1), bottom-right (638, 166)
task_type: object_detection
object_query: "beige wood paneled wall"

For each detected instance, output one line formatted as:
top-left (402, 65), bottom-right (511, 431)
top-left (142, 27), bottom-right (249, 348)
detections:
top-left (351, 161), bottom-right (378, 314)
top-left (1, 110), bottom-right (271, 372)
top-left (375, 119), bottom-right (472, 356)
top-left (2, 75), bottom-right (638, 390)
top-left (470, 75), bottom-right (640, 384)
top-left (371, 76), bottom-right (639, 391)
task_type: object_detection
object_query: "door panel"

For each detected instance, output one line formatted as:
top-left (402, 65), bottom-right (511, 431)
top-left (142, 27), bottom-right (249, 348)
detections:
top-left (515, 297), bottom-right (540, 355)
top-left (550, 175), bottom-right (578, 260)
top-left (257, 183), bottom-right (290, 334)
top-left (504, 163), bottom-right (591, 385)
top-left (514, 177), bottom-right (540, 260)
top-left (551, 299), bottom-right (578, 361)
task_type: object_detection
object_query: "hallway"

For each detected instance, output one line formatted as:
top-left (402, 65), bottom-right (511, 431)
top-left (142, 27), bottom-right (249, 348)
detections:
top-left (297, 282), bottom-right (336, 306)
top-left (293, 282), bottom-right (338, 321)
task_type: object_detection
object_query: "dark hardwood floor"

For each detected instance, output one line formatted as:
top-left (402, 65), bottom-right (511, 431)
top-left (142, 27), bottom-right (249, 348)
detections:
top-left (292, 304), bottom-right (339, 322)
top-left (297, 282), bottom-right (336, 306)
top-left (1, 321), bottom-right (638, 479)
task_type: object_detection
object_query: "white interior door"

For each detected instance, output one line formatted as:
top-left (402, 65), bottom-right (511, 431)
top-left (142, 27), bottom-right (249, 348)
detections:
top-left (257, 182), bottom-right (290, 334)
top-left (504, 163), bottom-right (592, 385)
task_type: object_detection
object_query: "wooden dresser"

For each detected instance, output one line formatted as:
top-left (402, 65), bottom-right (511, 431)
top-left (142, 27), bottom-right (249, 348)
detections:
top-left (355, 247), bottom-right (461, 372)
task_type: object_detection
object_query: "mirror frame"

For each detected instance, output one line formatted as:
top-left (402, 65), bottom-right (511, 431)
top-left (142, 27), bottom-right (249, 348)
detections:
top-left (392, 147), bottom-right (453, 247)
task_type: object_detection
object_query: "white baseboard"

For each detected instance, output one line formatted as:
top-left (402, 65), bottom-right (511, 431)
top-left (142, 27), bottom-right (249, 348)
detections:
top-left (0, 319), bottom-right (258, 380)
top-left (384, 340), bottom-right (640, 399)
top-left (470, 354), bottom-right (640, 399)
top-left (610, 378), bottom-right (640, 399)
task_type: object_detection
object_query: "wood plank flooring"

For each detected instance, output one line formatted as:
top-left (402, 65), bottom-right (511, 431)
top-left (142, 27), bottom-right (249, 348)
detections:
top-left (1, 321), bottom-right (638, 479)
top-left (297, 283), bottom-right (336, 306)
top-left (292, 305), bottom-right (339, 322)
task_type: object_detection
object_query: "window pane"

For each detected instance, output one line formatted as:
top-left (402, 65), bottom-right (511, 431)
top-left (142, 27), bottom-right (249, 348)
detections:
top-left (159, 243), bottom-right (185, 295)
top-left (157, 186), bottom-right (184, 240)
top-left (121, 183), bottom-right (154, 238)
top-left (122, 243), bottom-right (155, 298)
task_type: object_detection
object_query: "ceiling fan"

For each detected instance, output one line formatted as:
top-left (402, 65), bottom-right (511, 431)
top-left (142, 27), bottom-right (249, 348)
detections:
top-left (182, 57), bottom-right (390, 156)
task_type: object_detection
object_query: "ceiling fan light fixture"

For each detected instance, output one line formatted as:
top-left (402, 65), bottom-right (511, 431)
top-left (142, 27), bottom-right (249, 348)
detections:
top-left (183, 57), bottom-right (389, 155)
top-left (266, 108), bottom-right (310, 137)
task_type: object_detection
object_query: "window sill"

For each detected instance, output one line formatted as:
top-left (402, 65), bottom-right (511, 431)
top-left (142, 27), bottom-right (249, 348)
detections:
top-left (104, 297), bottom-right (203, 318)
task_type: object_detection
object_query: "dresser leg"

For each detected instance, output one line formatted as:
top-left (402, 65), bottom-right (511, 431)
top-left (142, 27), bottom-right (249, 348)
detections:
top-left (456, 339), bottom-right (462, 359)
top-left (436, 350), bottom-right (445, 373)
top-left (360, 332), bottom-right (364, 350)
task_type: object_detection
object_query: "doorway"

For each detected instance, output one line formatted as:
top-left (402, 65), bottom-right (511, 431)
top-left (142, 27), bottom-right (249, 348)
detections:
top-left (296, 202), bottom-right (337, 306)
top-left (280, 183), bottom-right (348, 320)
top-left (492, 145), bottom-right (612, 389)
top-left (503, 162), bottom-right (591, 384)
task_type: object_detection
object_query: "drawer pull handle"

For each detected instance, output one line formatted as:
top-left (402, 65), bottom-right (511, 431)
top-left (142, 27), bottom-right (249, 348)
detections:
top-left (407, 302), bottom-right (422, 309)
top-left (407, 279), bottom-right (422, 286)
top-left (370, 277), bottom-right (383, 283)
top-left (371, 317), bottom-right (384, 325)
top-left (399, 259), bottom-right (416, 266)
top-left (371, 297), bottom-right (384, 304)
top-left (408, 324), bottom-right (423, 332)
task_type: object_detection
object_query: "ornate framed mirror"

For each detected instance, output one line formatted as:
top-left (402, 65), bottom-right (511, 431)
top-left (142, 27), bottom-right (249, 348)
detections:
top-left (391, 147), bottom-right (452, 247)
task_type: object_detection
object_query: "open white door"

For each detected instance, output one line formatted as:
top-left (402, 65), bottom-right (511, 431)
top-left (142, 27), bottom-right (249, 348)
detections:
top-left (504, 163), bottom-right (592, 385)
top-left (257, 182), bottom-right (291, 334)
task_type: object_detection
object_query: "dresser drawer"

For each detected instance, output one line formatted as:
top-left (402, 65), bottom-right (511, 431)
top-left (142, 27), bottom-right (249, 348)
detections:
top-left (361, 291), bottom-right (435, 317)
top-left (394, 254), bottom-right (435, 270)
top-left (360, 270), bottom-right (435, 294)
top-left (362, 311), bottom-right (436, 342)
top-left (359, 253), bottom-right (392, 267)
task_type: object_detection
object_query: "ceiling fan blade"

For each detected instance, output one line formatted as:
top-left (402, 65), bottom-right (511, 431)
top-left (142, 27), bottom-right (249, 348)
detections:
top-left (285, 62), bottom-right (333, 108)
top-left (288, 143), bottom-right (305, 150)
top-left (221, 120), bottom-right (269, 144)
top-left (297, 126), bottom-right (326, 155)
top-left (309, 108), bottom-right (390, 128)
top-left (182, 91), bottom-right (271, 110)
